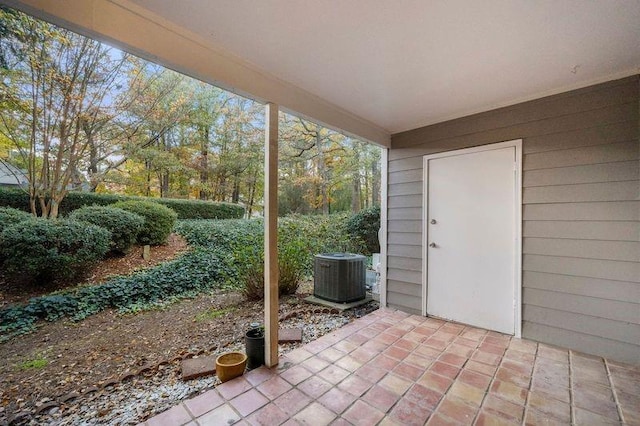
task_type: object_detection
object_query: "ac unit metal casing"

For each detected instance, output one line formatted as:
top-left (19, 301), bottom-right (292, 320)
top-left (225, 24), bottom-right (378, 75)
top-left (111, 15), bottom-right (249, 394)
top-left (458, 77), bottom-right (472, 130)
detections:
top-left (314, 253), bottom-right (366, 303)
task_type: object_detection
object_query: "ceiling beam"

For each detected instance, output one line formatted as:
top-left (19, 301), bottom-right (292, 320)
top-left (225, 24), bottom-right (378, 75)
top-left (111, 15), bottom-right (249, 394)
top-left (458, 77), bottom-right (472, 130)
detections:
top-left (4, 0), bottom-right (391, 147)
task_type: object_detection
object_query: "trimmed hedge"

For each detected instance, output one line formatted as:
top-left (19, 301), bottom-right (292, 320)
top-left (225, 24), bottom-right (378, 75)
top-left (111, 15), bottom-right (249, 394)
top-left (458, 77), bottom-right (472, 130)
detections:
top-left (0, 187), bottom-right (244, 219)
top-left (155, 198), bottom-right (243, 220)
top-left (0, 206), bottom-right (33, 233)
top-left (0, 248), bottom-right (222, 340)
top-left (112, 200), bottom-right (177, 246)
top-left (0, 218), bottom-right (111, 284)
top-left (70, 206), bottom-right (144, 254)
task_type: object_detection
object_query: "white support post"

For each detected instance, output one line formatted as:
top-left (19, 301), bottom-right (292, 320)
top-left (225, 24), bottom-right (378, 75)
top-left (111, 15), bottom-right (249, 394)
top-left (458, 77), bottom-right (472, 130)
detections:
top-left (264, 103), bottom-right (279, 367)
top-left (379, 148), bottom-right (388, 308)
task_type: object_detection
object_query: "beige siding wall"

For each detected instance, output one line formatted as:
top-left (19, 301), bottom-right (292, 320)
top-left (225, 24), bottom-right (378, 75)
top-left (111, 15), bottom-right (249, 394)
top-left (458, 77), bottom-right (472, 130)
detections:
top-left (388, 76), bottom-right (640, 364)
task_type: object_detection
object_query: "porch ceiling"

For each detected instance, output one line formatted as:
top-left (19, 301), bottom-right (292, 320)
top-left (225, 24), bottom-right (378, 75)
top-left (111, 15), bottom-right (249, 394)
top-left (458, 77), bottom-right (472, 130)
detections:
top-left (120, 0), bottom-right (640, 134)
top-left (5, 0), bottom-right (640, 144)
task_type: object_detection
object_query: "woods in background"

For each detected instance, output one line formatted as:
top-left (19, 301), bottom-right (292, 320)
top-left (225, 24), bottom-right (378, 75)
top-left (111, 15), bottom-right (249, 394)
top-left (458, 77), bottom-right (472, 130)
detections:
top-left (0, 7), bottom-right (380, 217)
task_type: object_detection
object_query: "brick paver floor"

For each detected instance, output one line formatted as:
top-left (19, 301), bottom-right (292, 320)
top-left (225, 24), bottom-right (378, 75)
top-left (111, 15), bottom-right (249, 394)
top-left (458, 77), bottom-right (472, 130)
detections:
top-left (142, 308), bottom-right (639, 425)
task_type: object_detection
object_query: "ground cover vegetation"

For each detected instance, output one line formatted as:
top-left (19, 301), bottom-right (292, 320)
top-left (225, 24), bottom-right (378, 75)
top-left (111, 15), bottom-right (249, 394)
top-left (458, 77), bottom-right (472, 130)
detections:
top-left (0, 208), bottom-right (379, 342)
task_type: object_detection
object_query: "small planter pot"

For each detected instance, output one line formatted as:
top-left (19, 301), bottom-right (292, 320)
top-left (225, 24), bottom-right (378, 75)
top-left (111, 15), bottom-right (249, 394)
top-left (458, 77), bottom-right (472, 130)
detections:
top-left (245, 328), bottom-right (265, 370)
top-left (215, 352), bottom-right (247, 383)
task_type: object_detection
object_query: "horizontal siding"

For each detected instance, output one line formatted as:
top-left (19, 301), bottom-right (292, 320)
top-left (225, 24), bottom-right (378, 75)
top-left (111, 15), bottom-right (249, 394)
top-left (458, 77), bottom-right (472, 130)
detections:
top-left (523, 201), bottom-right (639, 221)
top-left (523, 181), bottom-right (639, 204)
top-left (389, 157), bottom-right (422, 172)
top-left (395, 101), bottom-right (637, 152)
top-left (523, 288), bottom-right (640, 324)
top-left (523, 140), bottom-right (638, 170)
top-left (523, 271), bottom-right (640, 303)
top-left (388, 232), bottom-right (422, 245)
top-left (388, 256), bottom-right (421, 272)
top-left (523, 305), bottom-right (640, 345)
top-left (388, 181), bottom-right (423, 197)
top-left (523, 161), bottom-right (639, 187)
top-left (523, 221), bottom-right (638, 241)
top-left (388, 244), bottom-right (422, 259)
top-left (389, 195), bottom-right (422, 208)
top-left (387, 268), bottom-right (421, 284)
top-left (523, 238), bottom-right (639, 262)
top-left (392, 120), bottom-right (636, 159)
top-left (388, 220), bottom-right (422, 233)
top-left (523, 254), bottom-right (640, 282)
top-left (387, 280), bottom-right (422, 297)
top-left (387, 291), bottom-right (422, 312)
top-left (389, 169), bottom-right (423, 184)
top-left (523, 120), bottom-right (638, 154)
top-left (393, 78), bottom-right (637, 148)
top-left (388, 207), bottom-right (422, 221)
top-left (523, 322), bottom-right (639, 364)
top-left (386, 75), bottom-right (639, 363)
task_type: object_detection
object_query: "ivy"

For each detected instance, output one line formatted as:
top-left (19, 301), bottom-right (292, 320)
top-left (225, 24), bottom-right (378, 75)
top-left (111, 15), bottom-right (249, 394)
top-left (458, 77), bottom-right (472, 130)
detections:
top-left (1, 214), bottom-right (368, 341)
top-left (0, 248), bottom-right (222, 341)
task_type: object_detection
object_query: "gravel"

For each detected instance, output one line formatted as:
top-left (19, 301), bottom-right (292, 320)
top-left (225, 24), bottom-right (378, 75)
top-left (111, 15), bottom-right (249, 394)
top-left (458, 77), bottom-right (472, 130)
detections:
top-left (16, 302), bottom-right (378, 426)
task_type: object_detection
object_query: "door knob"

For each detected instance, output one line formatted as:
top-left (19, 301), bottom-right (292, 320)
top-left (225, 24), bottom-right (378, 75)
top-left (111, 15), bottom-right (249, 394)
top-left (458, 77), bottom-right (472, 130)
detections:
top-left (430, 219), bottom-right (437, 224)
top-left (429, 242), bottom-right (437, 248)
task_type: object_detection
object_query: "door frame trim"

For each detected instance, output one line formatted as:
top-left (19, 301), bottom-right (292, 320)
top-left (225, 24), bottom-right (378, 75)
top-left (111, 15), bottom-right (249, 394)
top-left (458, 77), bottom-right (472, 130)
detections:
top-left (422, 140), bottom-right (523, 337)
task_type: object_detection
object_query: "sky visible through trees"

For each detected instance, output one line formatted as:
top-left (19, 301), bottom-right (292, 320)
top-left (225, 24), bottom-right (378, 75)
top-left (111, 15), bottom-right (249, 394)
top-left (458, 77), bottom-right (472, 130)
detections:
top-left (0, 6), bottom-right (381, 217)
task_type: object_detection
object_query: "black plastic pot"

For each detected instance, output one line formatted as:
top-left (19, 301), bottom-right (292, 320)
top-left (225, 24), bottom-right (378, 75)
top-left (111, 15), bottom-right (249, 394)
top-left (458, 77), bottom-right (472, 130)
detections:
top-left (245, 328), bottom-right (265, 370)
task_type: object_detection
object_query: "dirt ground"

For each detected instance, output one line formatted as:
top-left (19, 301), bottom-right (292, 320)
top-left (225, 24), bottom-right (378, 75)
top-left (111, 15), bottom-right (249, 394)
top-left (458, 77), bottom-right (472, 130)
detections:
top-left (0, 236), bottom-right (357, 420)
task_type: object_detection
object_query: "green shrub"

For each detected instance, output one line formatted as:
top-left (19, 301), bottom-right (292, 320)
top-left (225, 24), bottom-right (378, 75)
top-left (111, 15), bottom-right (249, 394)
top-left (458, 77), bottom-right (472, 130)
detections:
top-left (175, 219), bottom-right (263, 250)
top-left (70, 206), bottom-right (144, 254)
top-left (345, 206), bottom-right (380, 255)
top-left (0, 187), bottom-right (244, 219)
top-left (154, 198), bottom-right (244, 219)
top-left (112, 200), bottom-right (177, 245)
top-left (238, 235), bottom-right (308, 301)
top-left (0, 206), bottom-right (33, 233)
top-left (0, 188), bottom-right (30, 212)
top-left (0, 218), bottom-right (110, 284)
top-left (0, 248), bottom-right (222, 340)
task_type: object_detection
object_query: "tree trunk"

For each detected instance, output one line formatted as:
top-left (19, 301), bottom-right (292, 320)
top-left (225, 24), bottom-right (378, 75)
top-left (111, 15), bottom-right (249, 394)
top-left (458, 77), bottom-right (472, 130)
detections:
top-left (199, 126), bottom-right (209, 200)
top-left (247, 171), bottom-right (257, 218)
top-left (145, 159), bottom-right (152, 197)
top-left (160, 172), bottom-right (169, 197)
top-left (351, 142), bottom-right (361, 212)
top-left (316, 133), bottom-right (329, 215)
top-left (363, 168), bottom-right (370, 209)
top-left (371, 159), bottom-right (379, 206)
top-left (83, 119), bottom-right (100, 191)
top-left (231, 174), bottom-right (240, 203)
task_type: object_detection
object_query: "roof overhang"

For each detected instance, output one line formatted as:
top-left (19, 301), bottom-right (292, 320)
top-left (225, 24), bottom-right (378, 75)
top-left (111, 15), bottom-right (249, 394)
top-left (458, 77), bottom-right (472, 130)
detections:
top-left (3, 1), bottom-right (639, 146)
top-left (3, 0), bottom-right (391, 146)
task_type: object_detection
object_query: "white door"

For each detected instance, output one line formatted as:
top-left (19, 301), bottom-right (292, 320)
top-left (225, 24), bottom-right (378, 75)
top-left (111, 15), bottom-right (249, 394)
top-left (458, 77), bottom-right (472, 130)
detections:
top-left (424, 142), bottom-right (521, 335)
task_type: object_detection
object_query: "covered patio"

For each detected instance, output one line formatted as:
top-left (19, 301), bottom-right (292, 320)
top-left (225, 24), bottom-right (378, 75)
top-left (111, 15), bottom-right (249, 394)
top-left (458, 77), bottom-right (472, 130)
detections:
top-left (3, 2), bottom-right (638, 424)
top-left (142, 308), bottom-right (639, 425)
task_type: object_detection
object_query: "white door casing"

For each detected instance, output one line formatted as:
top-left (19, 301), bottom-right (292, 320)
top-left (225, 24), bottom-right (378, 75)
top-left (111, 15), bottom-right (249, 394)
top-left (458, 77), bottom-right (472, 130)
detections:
top-left (422, 140), bottom-right (522, 336)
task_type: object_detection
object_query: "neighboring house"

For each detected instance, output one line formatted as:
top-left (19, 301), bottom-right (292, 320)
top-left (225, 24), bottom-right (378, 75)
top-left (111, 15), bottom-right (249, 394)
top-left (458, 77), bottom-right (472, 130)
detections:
top-left (0, 160), bottom-right (28, 188)
top-left (5, 1), bottom-right (638, 364)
